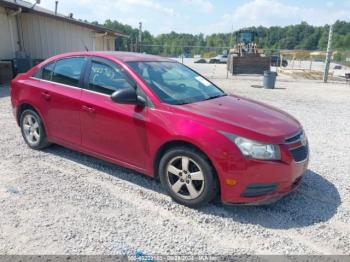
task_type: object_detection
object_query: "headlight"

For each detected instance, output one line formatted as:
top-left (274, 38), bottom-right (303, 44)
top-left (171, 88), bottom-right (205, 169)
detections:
top-left (221, 132), bottom-right (280, 160)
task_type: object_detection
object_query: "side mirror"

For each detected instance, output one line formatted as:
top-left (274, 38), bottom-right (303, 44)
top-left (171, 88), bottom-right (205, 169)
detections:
top-left (111, 87), bottom-right (146, 106)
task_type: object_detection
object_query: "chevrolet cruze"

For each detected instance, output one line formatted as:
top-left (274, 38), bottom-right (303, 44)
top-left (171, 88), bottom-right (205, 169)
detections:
top-left (10, 52), bottom-right (309, 208)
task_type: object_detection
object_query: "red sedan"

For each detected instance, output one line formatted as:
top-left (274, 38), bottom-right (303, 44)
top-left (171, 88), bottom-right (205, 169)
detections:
top-left (10, 52), bottom-right (309, 208)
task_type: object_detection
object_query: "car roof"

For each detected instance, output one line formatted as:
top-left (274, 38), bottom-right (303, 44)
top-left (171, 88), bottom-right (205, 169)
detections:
top-left (51, 51), bottom-right (175, 63)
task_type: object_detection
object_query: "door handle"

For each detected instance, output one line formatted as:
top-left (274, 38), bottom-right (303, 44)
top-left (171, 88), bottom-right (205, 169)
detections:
top-left (41, 91), bottom-right (51, 100)
top-left (82, 105), bottom-right (95, 113)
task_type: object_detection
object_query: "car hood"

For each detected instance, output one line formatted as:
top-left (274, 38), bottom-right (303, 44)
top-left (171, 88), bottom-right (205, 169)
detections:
top-left (176, 95), bottom-right (301, 142)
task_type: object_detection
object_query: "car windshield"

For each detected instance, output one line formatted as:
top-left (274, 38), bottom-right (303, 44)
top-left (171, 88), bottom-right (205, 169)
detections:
top-left (127, 61), bottom-right (226, 105)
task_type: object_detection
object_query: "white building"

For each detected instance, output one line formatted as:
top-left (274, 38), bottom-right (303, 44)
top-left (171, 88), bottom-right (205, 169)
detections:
top-left (0, 0), bottom-right (126, 62)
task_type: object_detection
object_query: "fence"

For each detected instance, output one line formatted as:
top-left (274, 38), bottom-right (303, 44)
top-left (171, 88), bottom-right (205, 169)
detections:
top-left (139, 44), bottom-right (230, 59)
top-left (125, 44), bottom-right (350, 79)
top-left (334, 50), bottom-right (350, 67)
top-left (133, 45), bottom-right (348, 66)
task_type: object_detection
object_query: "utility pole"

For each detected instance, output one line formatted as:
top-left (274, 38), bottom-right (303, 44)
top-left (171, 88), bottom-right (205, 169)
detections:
top-left (138, 22), bottom-right (142, 53)
top-left (228, 25), bottom-right (234, 79)
top-left (323, 24), bottom-right (333, 83)
top-left (229, 25), bottom-right (234, 48)
top-left (182, 46), bottom-right (184, 64)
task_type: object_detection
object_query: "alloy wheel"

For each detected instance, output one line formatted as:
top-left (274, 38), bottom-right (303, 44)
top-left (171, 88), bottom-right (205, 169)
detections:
top-left (166, 156), bottom-right (205, 200)
top-left (22, 114), bottom-right (40, 146)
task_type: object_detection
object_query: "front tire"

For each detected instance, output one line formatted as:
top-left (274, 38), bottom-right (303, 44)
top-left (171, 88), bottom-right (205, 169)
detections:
top-left (20, 109), bottom-right (50, 150)
top-left (159, 146), bottom-right (218, 208)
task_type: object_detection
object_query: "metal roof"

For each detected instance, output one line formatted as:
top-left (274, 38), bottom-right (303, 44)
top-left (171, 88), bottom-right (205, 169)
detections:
top-left (0, 0), bottom-right (128, 37)
top-left (96, 51), bottom-right (174, 62)
top-left (41, 51), bottom-right (174, 63)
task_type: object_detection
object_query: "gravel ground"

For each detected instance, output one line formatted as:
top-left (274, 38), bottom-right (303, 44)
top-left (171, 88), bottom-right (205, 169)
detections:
top-left (0, 62), bottom-right (349, 256)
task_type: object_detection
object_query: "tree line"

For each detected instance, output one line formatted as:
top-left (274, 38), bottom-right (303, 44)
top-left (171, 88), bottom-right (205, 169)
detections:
top-left (90, 20), bottom-right (350, 60)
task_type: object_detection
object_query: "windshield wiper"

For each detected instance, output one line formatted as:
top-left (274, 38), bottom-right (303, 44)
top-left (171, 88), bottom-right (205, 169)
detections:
top-left (174, 94), bottom-right (226, 105)
top-left (203, 94), bottom-right (227, 101)
top-left (175, 101), bottom-right (191, 105)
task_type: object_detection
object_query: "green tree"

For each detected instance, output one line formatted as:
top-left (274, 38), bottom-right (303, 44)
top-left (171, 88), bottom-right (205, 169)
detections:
top-left (86, 19), bottom-right (350, 59)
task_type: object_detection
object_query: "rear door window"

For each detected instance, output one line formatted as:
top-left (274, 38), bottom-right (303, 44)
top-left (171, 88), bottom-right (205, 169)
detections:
top-left (33, 62), bottom-right (55, 81)
top-left (51, 57), bottom-right (85, 87)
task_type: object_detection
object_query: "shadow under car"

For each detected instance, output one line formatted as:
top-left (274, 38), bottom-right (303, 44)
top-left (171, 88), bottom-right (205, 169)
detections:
top-left (45, 144), bottom-right (340, 230)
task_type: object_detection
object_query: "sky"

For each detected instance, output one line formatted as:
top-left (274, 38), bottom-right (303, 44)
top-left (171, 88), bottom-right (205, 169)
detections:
top-left (37, 0), bottom-right (350, 35)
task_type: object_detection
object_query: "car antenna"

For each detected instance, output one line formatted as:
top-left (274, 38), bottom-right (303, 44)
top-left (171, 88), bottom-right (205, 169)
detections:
top-left (81, 39), bottom-right (89, 51)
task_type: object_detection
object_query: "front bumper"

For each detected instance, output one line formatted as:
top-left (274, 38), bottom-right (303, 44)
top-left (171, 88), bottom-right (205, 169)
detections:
top-left (216, 138), bottom-right (309, 205)
top-left (222, 175), bottom-right (304, 206)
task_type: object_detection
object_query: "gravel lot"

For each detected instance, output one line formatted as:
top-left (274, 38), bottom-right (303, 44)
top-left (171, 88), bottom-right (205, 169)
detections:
top-left (0, 62), bottom-right (349, 256)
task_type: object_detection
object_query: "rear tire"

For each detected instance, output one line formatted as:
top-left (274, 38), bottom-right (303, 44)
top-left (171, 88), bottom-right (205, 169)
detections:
top-left (20, 109), bottom-right (50, 150)
top-left (159, 146), bottom-right (218, 208)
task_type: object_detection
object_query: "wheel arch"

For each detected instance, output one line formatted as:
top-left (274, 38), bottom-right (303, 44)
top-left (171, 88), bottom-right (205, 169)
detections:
top-left (153, 140), bottom-right (221, 192)
top-left (153, 139), bottom-right (222, 202)
top-left (16, 103), bottom-right (48, 135)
